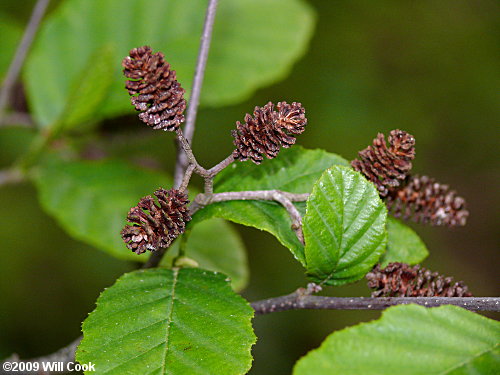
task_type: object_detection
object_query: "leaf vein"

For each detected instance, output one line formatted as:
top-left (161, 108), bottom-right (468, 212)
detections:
top-left (160, 267), bottom-right (179, 373)
top-left (439, 344), bottom-right (499, 374)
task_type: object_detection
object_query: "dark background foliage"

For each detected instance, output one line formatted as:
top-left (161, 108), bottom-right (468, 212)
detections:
top-left (0, 0), bottom-right (498, 373)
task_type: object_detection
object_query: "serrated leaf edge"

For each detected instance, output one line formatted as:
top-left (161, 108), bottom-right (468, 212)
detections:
top-left (304, 166), bottom-right (387, 284)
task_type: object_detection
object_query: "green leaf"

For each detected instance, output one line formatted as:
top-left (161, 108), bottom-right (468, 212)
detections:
top-left (77, 267), bottom-right (255, 375)
top-left (24, 0), bottom-right (315, 127)
top-left (0, 13), bottom-right (22, 81)
top-left (294, 304), bottom-right (500, 375)
top-left (34, 157), bottom-right (170, 261)
top-left (303, 166), bottom-right (387, 285)
top-left (193, 147), bottom-right (349, 265)
top-left (163, 218), bottom-right (249, 292)
top-left (380, 217), bottom-right (429, 267)
top-left (59, 44), bottom-right (115, 131)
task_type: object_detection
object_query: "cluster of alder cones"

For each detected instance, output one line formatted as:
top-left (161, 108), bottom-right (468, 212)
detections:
top-left (121, 45), bottom-right (307, 161)
top-left (351, 130), bottom-right (468, 227)
top-left (366, 262), bottom-right (472, 298)
top-left (120, 46), bottom-right (308, 254)
top-left (119, 46), bottom-right (470, 298)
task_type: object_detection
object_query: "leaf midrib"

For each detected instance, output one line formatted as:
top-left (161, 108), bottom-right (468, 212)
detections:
top-left (439, 344), bottom-right (499, 374)
top-left (161, 267), bottom-right (179, 374)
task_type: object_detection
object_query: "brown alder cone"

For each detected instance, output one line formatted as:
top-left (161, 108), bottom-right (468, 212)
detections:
top-left (122, 46), bottom-right (186, 131)
top-left (366, 262), bottom-right (472, 297)
top-left (386, 175), bottom-right (468, 227)
top-left (121, 188), bottom-right (191, 254)
top-left (351, 130), bottom-right (416, 197)
top-left (232, 101), bottom-right (307, 164)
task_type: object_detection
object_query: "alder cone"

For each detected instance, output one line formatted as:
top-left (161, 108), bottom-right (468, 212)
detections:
top-left (121, 188), bottom-right (191, 254)
top-left (232, 101), bottom-right (307, 164)
top-left (386, 175), bottom-right (468, 227)
top-left (351, 130), bottom-right (415, 197)
top-left (366, 262), bottom-right (472, 297)
top-left (122, 46), bottom-right (186, 131)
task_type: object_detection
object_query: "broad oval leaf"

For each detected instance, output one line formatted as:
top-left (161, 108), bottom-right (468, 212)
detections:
top-left (294, 304), bottom-right (500, 375)
top-left (77, 267), bottom-right (256, 375)
top-left (380, 217), bottom-right (429, 267)
top-left (303, 166), bottom-right (387, 285)
top-left (34, 157), bottom-right (170, 261)
top-left (162, 218), bottom-right (249, 292)
top-left (193, 147), bottom-right (349, 265)
top-left (24, 0), bottom-right (315, 127)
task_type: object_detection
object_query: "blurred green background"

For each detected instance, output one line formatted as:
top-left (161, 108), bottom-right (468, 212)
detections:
top-left (0, 0), bottom-right (498, 374)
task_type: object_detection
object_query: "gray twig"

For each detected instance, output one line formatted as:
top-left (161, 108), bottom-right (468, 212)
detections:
top-left (272, 193), bottom-right (305, 244)
top-left (0, 0), bottom-right (50, 116)
top-left (175, 128), bottom-right (203, 176)
top-left (174, 0), bottom-right (219, 184)
top-left (183, 0), bottom-right (218, 144)
top-left (195, 190), bottom-right (310, 205)
top-left (179, 163), bottom-right (196, 192)
top-left (207, 154), bottom-right (235, 177)
top-left (251, 293), bottom-right (500, 315)
top-left (175, 128), bottom-right (235, 192)
top-left (6, 295), bottom-right (498, 373)
top-left (200, 154), bottom-right (235, 194)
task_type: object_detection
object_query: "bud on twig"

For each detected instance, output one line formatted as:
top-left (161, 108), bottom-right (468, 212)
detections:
top-left (121, 188), bottom-right (191, 254)
top-left (122, 46), bottom-right (186, 131)
top-left (232, 102), bottom-right (307, 164)
top-left (351, 130), bottom-right (415, 197)
top-left (386, 175), bottom-right (468, 227)
top-left (366, 262), bottom-right (472, 297)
